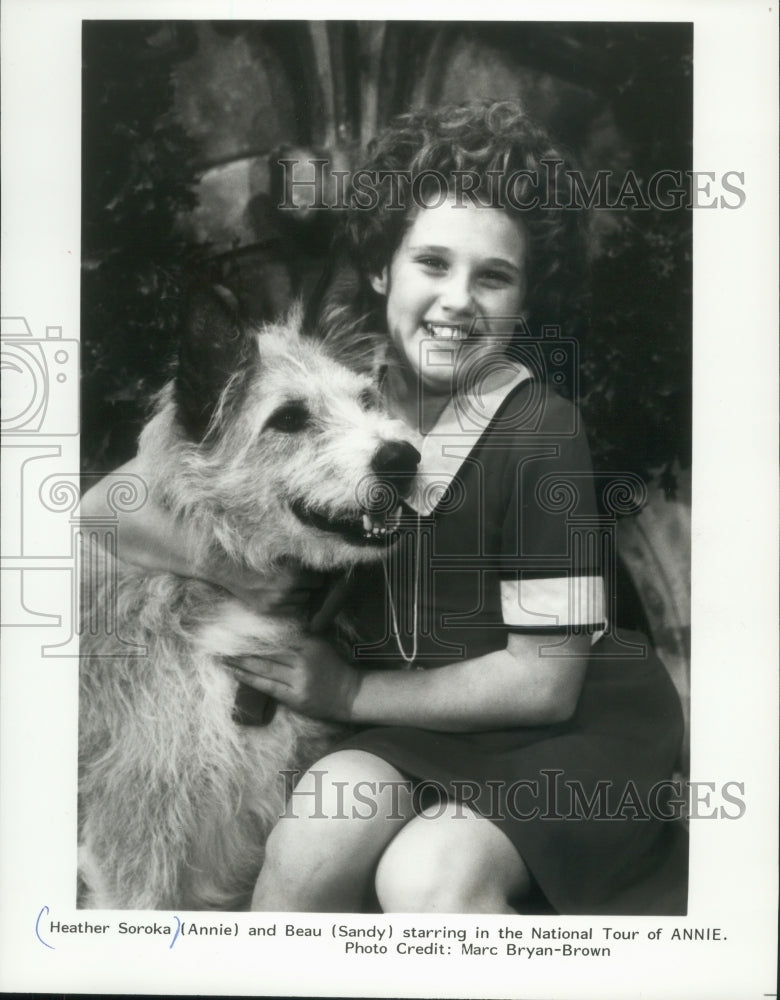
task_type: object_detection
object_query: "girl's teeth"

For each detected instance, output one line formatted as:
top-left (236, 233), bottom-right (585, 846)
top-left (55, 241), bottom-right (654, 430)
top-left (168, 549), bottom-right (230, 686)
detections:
top-left (426, 323), bottom-right (466, 340)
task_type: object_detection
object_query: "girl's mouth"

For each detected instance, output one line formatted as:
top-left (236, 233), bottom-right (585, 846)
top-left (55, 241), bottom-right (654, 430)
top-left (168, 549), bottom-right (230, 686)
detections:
top-left (424, 322), bottom-right (470, 341)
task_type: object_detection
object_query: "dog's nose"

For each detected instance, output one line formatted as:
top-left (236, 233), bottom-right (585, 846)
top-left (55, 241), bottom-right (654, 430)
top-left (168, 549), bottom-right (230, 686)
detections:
top-left (371, 440), bottom-right (421, 499)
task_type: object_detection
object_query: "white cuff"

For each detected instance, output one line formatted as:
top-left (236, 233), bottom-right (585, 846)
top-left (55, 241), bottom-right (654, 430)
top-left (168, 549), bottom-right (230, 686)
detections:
top-left (501, 575), bottom-right (606, 635)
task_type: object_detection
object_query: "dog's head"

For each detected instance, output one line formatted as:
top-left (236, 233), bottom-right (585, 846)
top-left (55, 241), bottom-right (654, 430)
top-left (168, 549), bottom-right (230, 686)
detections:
top-left (142, 288), bottom-right (420, 571)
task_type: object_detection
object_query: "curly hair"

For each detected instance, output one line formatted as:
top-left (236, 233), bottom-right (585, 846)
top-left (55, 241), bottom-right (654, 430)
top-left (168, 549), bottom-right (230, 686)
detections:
top-left (318, 101), bottom-right (588, 347)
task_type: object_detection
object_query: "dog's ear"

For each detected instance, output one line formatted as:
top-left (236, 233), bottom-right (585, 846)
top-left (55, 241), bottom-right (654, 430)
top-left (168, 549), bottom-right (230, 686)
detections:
top-left (174, 285), bottom-right (254, 442)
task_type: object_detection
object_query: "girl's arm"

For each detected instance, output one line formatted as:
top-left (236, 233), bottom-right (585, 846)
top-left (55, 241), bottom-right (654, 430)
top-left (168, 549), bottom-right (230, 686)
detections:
top-left (80, 458), bottom-right (330, 617)
top-left (226, 632), bottom-right (590, 730)
top-left (80, 458), bottom-right (193, 577)
top-left (351, 633), bottom-right (589, 728)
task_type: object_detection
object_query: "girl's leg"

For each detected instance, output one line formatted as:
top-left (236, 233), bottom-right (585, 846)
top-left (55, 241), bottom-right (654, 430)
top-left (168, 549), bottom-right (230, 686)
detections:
top-left (251, 749), bottom-right (415, 912)
top-left (374, 801), bottom-right (532, 913)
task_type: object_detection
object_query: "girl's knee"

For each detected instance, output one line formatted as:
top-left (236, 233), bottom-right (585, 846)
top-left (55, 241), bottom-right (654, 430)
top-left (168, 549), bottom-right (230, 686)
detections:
top-left (282, 750), bottom-right (412, 822)
top-left (254, 752), bottom-right (415, 911)
top-left (261, 750), bottom-right (414, 881)
top-left (374, 841), bottom-right (456, 913)
top-left (375, 805), bottom-right (529, 913)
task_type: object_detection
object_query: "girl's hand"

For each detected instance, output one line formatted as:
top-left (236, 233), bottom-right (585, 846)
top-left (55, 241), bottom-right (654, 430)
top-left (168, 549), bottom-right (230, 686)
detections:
top-left (224, 637), bottom-right (361, 722)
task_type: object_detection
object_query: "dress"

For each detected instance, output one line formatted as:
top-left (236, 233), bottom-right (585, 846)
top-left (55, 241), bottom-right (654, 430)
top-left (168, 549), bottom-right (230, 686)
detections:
top-left (337, 368), bottom-right (688, 915)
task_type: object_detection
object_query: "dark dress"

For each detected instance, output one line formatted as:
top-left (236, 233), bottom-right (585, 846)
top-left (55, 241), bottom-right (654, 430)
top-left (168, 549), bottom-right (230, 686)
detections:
top-left (337, 374), bottom-right (688, 915)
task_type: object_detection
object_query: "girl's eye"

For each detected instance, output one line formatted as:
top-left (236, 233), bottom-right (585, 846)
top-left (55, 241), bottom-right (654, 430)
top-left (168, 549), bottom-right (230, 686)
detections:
top-left (416, 256), bottom-right (447, 272)
top-left (265, 400), bottom-right (311, 433)
top-left (479, 270), bottom-right (514, 287)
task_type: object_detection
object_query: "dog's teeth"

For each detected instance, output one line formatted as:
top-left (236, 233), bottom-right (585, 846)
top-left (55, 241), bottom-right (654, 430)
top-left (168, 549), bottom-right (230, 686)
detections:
top-left (363, 514), bottom-right (372, 534)
top-left (386, 505), bottom-right (403, 529)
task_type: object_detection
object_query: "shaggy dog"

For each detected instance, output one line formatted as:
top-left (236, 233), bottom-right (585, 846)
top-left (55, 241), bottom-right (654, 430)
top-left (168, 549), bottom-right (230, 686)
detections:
top-left (78, 290), bottom-right (419, 910)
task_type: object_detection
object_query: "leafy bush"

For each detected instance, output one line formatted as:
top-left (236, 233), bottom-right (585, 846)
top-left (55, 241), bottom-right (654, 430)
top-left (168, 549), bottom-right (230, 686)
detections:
top-left (81, 23), bottom-right (204, 472)
top-left (81, 22), bottom-right (691, 495)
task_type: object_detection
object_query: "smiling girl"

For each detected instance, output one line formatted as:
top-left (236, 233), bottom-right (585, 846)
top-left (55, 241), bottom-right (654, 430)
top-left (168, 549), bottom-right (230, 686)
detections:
top-left (370, 196), bottom-right (529, 428)
top-left (84, 102), bottom-right (687, 915)
top-left (230, 103), bottom-right (688, 915)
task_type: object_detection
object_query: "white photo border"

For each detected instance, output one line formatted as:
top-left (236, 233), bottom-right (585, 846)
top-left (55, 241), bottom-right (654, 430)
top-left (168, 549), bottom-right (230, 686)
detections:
top-left (1, 1), bottom-right (777, 996)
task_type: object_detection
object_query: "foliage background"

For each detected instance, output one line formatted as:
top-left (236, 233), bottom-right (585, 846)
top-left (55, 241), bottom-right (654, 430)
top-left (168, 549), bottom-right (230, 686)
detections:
top-left (81, 21), bottom-right (692, 492)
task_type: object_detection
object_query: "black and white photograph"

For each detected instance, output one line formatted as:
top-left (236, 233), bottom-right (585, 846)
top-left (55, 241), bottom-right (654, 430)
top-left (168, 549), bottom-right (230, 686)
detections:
top-left (1, 2), bottom-right (777, 997)
top-left (78, 18), bottom-right (697, 919)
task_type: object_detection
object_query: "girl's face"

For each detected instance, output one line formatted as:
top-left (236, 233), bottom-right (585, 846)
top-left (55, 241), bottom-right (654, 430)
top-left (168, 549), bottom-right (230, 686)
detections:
top-left (370, 199), bottom-right (528, 396)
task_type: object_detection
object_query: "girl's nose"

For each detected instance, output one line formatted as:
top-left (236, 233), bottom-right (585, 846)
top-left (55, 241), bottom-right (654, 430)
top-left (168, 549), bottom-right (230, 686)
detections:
top-left (439, 272), bottom-right (474, 314)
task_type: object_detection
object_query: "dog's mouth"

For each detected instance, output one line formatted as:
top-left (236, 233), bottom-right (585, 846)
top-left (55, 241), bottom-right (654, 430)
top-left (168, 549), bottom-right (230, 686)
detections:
top-left (290, 499), bottom-right (406, 546)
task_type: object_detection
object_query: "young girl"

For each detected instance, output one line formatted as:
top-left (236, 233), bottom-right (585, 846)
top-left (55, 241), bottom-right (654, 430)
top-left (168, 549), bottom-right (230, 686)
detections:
top-left (85, 101), bottom-right (687, 915)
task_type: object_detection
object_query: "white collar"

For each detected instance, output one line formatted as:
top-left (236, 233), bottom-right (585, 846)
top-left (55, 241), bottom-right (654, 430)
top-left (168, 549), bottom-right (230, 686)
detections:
top-left (400, 365), bottom-right (533, 515)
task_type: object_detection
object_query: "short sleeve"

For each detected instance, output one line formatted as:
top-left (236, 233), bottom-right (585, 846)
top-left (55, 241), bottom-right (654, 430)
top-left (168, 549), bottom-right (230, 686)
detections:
top-left (498, 393), bottom-right (606, 638)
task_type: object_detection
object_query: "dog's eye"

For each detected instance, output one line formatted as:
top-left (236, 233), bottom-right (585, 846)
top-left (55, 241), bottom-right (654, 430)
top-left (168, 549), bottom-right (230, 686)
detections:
top-left (358, 388), bottom-right (379, 411)
top-left (265, 401), bottom-right (311, 433)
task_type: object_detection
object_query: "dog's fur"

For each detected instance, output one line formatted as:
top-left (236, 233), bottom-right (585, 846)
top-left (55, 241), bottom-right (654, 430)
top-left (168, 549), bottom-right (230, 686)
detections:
top-left (78, 292), bottom-right (417, 910)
